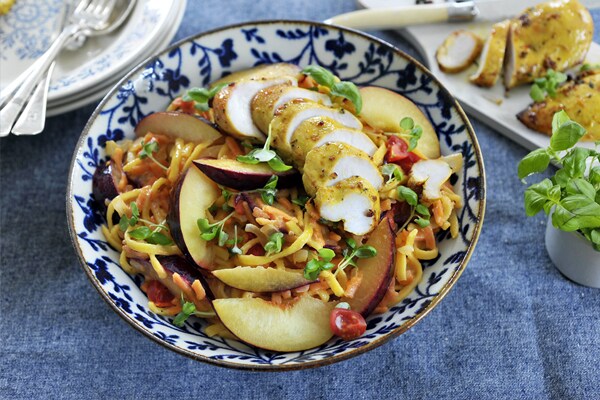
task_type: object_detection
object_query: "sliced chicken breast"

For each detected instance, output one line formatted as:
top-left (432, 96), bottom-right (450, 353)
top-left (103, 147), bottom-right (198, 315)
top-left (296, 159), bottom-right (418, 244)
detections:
top-left (436, 30), bottom-right (483, 74)
top-left (251, 84), bottom-right (332, 134)
top-left (409, 159), bottom-right (453, 201)
top-left (315, 176), bottom-right (380, 236)
top-left (270, 100), bottom-right (363, 161)
top-left (302, 142), bottom-right (383, 197)
top-left (469, 20), bottom-right (510, 87)
top-left (210, 63), bottom-right (301, 87)
top-left (213, 77), bottom-right (296, 142)
top-left (290, 116), bottom-right (377, 171)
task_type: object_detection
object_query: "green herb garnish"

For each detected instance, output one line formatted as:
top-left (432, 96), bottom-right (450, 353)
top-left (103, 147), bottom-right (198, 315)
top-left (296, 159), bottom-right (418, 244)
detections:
top-left (264, 232), bottom-right (284, 256)
top-left (197, 211), bottom-right (235, 246)
top-left (304, 248), bottom-right (336, 280)
top-left (229, 225), bottom-right (243, 255)
top-left (173, 297), bottom-right (217, 327)
top-left (183, 82), bottom-right (229, 111)
top-left (518, 111), bottom-right (600, 251)
top-left (119, 202), bottom-right (173, 245)
top-left (335, 238), bottom-right (377, 275)
top-left (139, 141), bottom-right (168, 170)
top-left (301, 65), bottom-right (363, 113)
top-left (236, 125), bottom-right (292, 172)
top-left (381, 163), bottom-right (404, 183)
top-left (398, 117), bottom-right (423, 151)
top-left (291, 195), bottom-right (310, 209)
top-left (396, 186), bottom-right (432, 229)
top-left (529, 69), bottom-right (567, 102)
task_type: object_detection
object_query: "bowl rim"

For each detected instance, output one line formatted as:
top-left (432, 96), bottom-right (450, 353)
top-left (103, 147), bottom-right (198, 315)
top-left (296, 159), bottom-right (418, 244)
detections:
top-left (66, 19), bottom-right (486, 371)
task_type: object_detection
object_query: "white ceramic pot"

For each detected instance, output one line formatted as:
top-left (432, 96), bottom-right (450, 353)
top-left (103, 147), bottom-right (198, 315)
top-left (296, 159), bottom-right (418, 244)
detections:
top-left (545, 216), bottom-right (600, 288)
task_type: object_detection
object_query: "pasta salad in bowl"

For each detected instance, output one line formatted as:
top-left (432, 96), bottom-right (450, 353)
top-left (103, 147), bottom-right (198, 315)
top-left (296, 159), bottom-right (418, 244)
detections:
top-left (68, 21), bottom-right (485, 370)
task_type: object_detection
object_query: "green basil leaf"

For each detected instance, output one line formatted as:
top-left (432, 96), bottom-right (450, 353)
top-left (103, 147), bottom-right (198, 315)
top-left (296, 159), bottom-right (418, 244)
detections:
top-left (523, 179), bottom-right (553, 216)
top-left (301, 65), bottom-right (336, 87)
top-left (551, 110), bottom-right (570, 133)
top-left (566, 178), bottom-right (596, 200)
top-left (330, 81), bottom-right (363, 114)
top-left (561, 147), bottom-right (591, 179)
top-left (554, 168), bottom-right (571, 188)
top-left (590, 166), bottom-right (600, 187)
top-left (518, 148), bottom-right (550, 180)
top-left (553, 195), bottom-right (600, 231)
top-left (550, 115), bottom-right (586, 151)
top-left (398, 186), bottom-right (418, 206)
top-left (130, 226), bottom-right (152, 240)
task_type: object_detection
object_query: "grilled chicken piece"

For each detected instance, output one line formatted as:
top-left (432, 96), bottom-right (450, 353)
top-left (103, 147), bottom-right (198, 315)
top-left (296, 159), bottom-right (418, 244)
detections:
top-left (409, 159), bottom-right (453, 201)
top-left (436, 30), bottom-right (483, 74)
top-left (270, 100), bottom-right (363, 161)
top-left (213, 77), bottom-right (296, 142)
top-left (517, 70), bottom-right (600, 141)
top-left (302, 142), bottom-right (383, 197)
top-left (251, 84), bottom-right (332, 133)
top-left (469, 20), bottom-right (510, 87)
top-left (210, 63), bottom-right (301, 87)
top-left (290, 116), bottom-right (377, 171)
top-left (315, 176), bottom-right (380, 236)
top-left (503, 0), bottom-right (593, 89)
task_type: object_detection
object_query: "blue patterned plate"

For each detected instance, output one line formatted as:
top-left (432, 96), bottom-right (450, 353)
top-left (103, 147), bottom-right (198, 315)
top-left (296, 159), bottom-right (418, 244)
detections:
top-left (67, 21), bottom-right (486, 370)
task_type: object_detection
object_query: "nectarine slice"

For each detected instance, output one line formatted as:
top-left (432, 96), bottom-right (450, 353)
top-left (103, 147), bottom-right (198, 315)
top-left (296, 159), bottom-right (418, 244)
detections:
top-left (359, 86), bottom-right (440, 159)
top-left (135, 111), bottom-right (222, 144)
top-left (343, 218), bottom-right (395, 317)
top-left (212, 266), bottom-right (315, 293)
top-left (212, 295), bottom-right (335, 351)
top-left (167, 167), bottom-right (219, 270)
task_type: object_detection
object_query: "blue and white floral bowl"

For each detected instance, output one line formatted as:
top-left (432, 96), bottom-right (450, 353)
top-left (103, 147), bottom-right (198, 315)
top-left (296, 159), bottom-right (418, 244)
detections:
top-left (67, 21), bottom-right (486, 370)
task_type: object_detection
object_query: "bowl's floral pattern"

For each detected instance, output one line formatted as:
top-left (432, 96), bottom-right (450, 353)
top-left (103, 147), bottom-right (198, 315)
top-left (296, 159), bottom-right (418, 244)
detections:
top-left (68, 21), bottom-right (485, 370)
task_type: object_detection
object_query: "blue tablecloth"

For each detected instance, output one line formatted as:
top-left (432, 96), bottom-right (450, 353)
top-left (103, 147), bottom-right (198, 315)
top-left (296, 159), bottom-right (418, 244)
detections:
top-left (1, 1), bottom-right (599, 399)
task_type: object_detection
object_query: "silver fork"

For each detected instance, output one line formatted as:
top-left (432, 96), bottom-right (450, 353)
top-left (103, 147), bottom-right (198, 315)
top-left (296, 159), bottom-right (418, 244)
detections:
top-left (0, 0), bottom-right (117, 137)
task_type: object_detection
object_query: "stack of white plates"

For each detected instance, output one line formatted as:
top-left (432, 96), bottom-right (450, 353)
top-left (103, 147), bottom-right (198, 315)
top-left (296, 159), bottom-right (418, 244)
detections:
top-left (0, 0), bottom-right (186, 116)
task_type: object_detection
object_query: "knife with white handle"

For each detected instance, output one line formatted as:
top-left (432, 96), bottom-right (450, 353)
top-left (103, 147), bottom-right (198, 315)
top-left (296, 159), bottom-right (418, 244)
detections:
top-left (327, 0), bottom-right (600, 30)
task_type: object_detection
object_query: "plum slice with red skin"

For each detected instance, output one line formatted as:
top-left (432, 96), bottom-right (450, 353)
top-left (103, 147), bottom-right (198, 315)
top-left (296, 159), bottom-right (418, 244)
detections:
top-left (92, 161), bottom-right (120, 216)
top-left (193, 158), bottom-right (300, 191)
top-left (135, 111), bottom-right (222, 144)
top-left (342, 217), bottom-right (395, 317)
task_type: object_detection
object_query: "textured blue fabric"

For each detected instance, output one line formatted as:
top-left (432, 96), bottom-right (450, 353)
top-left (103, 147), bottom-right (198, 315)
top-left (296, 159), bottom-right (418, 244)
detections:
top-left (1, 1), bottom-right (599, 399)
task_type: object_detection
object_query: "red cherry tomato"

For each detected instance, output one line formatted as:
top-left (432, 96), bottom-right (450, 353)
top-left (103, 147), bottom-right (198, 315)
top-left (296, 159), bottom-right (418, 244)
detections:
top-left (385, 135), bottom-right (421, 172)
top-left (330, 308), bottom-right (367, 340)
top-left (146, 280), bottom-right (175, 307)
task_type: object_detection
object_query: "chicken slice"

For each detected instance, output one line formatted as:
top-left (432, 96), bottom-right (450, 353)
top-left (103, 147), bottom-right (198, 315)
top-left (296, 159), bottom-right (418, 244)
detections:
top-left (302, 142), bottom-right (383, 197)
top-left (517, 70), bottom-right (600, 141)
top-left (290, 116), bottom-right (377, 171)
top-left (270, 100), bottom-right (363, 161)
top-left (213, 77), bottom-right (296, 142)
top-left (436, 30), bottom-right (483, 74)
top-left (409, 159), bottom-right (453, 201)
top-left (210, 63), bottom-right (301, 87)
top-left (469, 20), bottom-right (510, 87)
top-left (503, 0), bottom-right (593, 89)
top-left (315, 176), bottom-right (380, 236)
top-left (251, 84), bottom-right (332, 134)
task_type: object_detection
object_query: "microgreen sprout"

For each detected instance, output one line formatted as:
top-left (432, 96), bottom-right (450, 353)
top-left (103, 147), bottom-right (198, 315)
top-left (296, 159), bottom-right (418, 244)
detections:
top-left (335, 238), bottom-right (377, 276)
top-left (119, 202), bottom-right (173, 245)
top-left (139, 141), bottom-right (167, 171)
top-left (304, 248), bottom-right (336, 280)
top-left (529, 69), bottom-right (568, 103)
top-left (264, 232), bottom-right (284, 256)
top-left (183, 82), bottom-right (229, 111)
top-left (197, 211), bottom-right (235, 246)
top-left (397, 185), bottom-right (431, 230)
top-left (173, 295), bottom-right (217, 327)
top-left (236, 124), bottom-right (292, 172)
top-left (398, 117), bottom-right (423, 152)
top-left (381, 163), bottom-right (404, 183)
top-left (291, 195), bottom-right (310, 209)
top-left (301, 65), bottom-right (363, 114)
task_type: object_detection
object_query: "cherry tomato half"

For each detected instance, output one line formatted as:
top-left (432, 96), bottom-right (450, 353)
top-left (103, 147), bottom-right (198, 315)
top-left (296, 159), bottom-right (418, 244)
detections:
top-left (330, 308), bottom-right (367, 340)
top-left (385, 135), bottom-right (421, 172)
top-left (146, 280), bottom-right (175, 307)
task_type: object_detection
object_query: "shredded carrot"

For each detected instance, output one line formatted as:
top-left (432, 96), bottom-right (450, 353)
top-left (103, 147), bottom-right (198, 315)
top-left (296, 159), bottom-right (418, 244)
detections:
top-left (225, 136), bottom-right (243, 158)
top-left (433, 199), bottom-right (445, 226)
